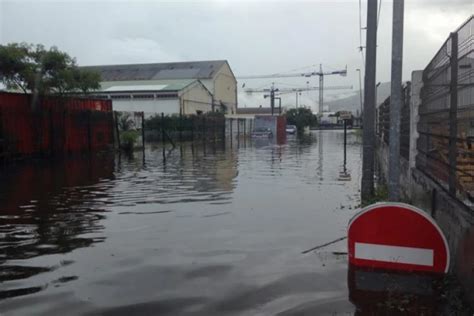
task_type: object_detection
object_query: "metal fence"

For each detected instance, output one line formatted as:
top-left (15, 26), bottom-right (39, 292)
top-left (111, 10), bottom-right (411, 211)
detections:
top-left (417, 16), bottom-right (474, 197)
top-left (377, 82), bottom-right (411, 160)
top-left (0, 93), bottom-right (113, 161)
top-left (142, 113), bottom-right (226, 143)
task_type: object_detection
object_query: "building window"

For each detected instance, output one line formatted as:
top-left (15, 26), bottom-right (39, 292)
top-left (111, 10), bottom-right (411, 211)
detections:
top-left (133, 94), bottom-right (154, 99)
top-left (156, 93), bottom-right (178, 99)
top-left (111, 95), bottom-right (131, 99)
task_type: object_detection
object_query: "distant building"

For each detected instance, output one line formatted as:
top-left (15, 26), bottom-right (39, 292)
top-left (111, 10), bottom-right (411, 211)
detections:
top-left (320, 112), bottom-right (338, 125)
top-left (82, 60), bottom-right (237, 115)
top-left (230, 106), bottom-right (285, 119)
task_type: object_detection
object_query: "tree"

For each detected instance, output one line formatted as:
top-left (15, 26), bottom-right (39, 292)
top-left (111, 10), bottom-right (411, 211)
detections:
top-left (285, 108), bottom-right (317, 132)
top-left (0, 43), bottom-right (100, 95)
top-left (0, 43), bottom-right (34, 93)
top-left (73, 68), bottom-right (101, 94)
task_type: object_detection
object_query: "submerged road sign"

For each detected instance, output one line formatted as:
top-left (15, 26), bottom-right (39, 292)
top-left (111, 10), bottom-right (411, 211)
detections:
top-left (348, 203), bottom-right (449, 273)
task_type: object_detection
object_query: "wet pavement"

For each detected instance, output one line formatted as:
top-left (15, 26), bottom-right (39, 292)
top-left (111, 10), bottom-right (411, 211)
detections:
top-left (0, 130), bottom-right (471, 315)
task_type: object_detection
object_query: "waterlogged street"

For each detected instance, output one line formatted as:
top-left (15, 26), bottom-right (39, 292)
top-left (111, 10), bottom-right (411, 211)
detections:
top-left (2, 130), bottom-right (473, 315)
top-left (0, 131), bottom-right (364, 315)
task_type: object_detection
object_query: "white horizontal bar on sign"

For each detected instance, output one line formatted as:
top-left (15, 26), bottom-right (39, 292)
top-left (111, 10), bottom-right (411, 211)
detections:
top-left (355, 242), bottom-right (434, 267)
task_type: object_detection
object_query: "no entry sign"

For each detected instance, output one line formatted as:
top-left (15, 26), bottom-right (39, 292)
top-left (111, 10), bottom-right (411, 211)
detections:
top-left (348, 203), bottom-right (449, 273)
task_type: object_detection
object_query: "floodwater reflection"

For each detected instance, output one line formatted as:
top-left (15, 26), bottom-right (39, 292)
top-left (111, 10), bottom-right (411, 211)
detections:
top-left (5, 131), bottom-right (449, 315)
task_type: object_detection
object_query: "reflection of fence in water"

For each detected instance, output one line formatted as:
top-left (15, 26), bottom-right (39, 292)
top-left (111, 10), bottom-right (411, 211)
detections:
top-left (417, 16), bottom-right (474, 197)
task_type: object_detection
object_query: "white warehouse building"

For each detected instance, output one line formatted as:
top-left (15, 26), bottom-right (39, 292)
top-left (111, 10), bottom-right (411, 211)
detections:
top-left (83, 60), bottom-right (238, 116)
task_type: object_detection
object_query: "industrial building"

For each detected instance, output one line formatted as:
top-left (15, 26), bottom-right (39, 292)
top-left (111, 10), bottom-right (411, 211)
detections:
top-left (83, 60), bottom-right (238, 116)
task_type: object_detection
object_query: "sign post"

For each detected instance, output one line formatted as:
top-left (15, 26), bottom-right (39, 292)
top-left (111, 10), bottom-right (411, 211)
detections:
top-left (348, 202), bottom-right (449, 273)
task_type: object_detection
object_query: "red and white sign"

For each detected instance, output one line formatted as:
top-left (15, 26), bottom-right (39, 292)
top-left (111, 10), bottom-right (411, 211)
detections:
top-left (348, 202), bottom-right (449, 273)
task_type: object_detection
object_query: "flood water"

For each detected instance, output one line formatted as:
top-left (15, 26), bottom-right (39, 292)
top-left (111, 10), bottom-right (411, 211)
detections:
top-left (0, 130), bottom-right (470, 315)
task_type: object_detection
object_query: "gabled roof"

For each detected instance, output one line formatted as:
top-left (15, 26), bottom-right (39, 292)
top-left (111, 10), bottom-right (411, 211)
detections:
top-left (81, 60), bottom-right (228, 81)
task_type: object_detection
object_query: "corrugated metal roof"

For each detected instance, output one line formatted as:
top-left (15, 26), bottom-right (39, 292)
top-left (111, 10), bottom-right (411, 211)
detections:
top-left (99, 79), bottom-right (196, 92)
top-left (82, 60), bottom-right (227, 81)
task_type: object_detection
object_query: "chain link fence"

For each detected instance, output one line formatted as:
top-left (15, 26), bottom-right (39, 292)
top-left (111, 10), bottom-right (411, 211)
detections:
top-left (416, 16), bottom-right (474, 198)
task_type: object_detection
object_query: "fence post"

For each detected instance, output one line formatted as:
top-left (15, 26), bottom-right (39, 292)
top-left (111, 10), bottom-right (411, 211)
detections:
top-left (141, 111), bottom-right (145, 159)
top-left (344, 119), bottom-right (347, 170)
top-left (179, 113), bottom-right (183, 142)
top-left (202, 116), bottom-right (206, 140)
top-left (87, 110), bottom-right (92, 153)
top-left (49, 109), bottom-right (54, 156)
top-left (161, 112), bottom-right (165, 144)
top-left (114, 111), bottom-right (121, 150)
top-left (213, 116), bottom-right (216, 141)
top-left (448, 32), bottom-right (459, 196)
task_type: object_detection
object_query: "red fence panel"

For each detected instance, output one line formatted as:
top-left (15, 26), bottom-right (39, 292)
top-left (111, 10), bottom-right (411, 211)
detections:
top-left (0, 92), bottom-right (113, 158)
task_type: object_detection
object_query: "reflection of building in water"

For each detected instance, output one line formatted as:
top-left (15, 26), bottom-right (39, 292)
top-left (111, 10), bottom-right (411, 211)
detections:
top-left (0, 155), bottom-right (115, 287)
top-left (175, 143), bottom-right (238, 193)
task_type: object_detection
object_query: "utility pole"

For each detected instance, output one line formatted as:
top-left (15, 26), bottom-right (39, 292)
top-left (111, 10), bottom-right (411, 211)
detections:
top-left (388, 0), bottom-right (404, 201)
top-left (361, 0), bottom-right (378, 201)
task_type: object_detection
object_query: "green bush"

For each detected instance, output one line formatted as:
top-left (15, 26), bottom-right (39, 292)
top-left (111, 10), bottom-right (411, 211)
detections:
top-left (121, 130), bottom-right (139, 153)
top-left (285, 108), bottom-right (318, 132)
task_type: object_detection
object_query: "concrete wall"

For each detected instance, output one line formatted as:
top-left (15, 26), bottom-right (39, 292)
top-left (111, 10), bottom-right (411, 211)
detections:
top-left (112, 98), bottom-right (179, 116)
top-left (180, 81), bottom-right (213, 115)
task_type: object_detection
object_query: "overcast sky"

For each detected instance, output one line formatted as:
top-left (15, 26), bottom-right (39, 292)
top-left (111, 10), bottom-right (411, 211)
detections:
top-left (1, 0), bottom-right (473, 109)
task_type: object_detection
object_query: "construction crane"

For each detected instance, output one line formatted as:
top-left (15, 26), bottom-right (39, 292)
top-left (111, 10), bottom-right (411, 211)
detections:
top-left (238, 64), bottom-right (348, 114)
top-left (245, 84), bottom-right (352, 113)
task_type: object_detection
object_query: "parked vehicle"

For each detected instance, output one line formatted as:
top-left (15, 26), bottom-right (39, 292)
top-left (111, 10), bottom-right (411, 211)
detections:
top-left (286, 125), bottom-right (297, 134)
top-left (251, 127), bottom-right (273, 138)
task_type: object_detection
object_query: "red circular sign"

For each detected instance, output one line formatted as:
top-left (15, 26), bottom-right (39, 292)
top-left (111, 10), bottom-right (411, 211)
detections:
top-left (348, 203), bottom-right (449, 273)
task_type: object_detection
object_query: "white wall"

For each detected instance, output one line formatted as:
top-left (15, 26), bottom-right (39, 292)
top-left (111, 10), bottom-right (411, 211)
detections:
top-left (180, 82), bottom-right (213, 114)
top-left (112, 98), bottom-right (180, 116)
top-left (202, 63), bottom-right (237, 114)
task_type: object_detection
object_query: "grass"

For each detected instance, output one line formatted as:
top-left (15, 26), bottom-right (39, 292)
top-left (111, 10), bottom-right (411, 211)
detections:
top-left (361, 184), bottom-right (388, 207)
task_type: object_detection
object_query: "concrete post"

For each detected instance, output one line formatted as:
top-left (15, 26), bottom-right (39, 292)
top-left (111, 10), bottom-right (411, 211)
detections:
top-left (388, 0), bottom-right (405, 201)
top-left (361, 0), bottom-right (378, 201)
